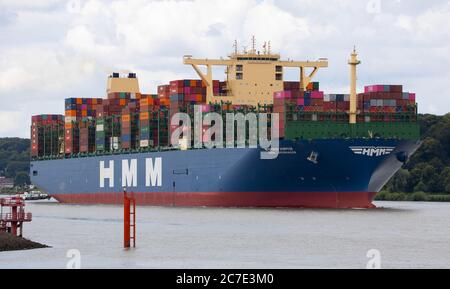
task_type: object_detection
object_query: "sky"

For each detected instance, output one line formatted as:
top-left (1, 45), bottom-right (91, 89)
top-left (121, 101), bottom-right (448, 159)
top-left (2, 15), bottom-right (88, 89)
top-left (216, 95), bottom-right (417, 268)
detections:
top-left (0, 0), bottom-right (449, 137)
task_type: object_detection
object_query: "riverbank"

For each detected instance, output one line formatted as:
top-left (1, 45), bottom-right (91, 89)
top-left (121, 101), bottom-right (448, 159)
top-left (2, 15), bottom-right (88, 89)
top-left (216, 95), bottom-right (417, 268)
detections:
top-left (0, 232), bottom-right (48, 252)
top-left (375, 191), bottom-right (450, 202)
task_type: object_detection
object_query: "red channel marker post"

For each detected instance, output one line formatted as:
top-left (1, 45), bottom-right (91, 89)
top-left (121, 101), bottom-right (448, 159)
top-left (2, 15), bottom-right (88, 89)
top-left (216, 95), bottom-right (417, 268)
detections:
top-left (123, 190), bottom-right (136, 248)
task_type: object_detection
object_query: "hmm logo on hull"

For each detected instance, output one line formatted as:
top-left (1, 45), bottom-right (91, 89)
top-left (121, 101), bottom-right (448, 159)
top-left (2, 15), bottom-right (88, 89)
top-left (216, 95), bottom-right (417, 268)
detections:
top-left (349, 146), bottom-right (395, 157)
top-left (99, 158), bottom-right (162, 188)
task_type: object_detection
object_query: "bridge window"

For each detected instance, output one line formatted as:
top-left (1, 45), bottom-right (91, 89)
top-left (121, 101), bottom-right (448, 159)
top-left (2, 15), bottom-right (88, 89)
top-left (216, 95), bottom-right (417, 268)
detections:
top-left (275, 73), bottom-right (282, 80)
top-left (275, 65), bottom-right (282, 72)
top-left (236, 73), bottom-right (243, 80)
top-left (236, 65), bottom-right (243, 72)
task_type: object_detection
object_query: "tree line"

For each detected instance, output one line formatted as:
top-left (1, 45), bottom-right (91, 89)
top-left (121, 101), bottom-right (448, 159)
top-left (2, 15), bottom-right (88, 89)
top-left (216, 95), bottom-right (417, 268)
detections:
top-left (384, 113), bottom-right (450, 196)
top-left (0, 138), bottom-right (30, 187)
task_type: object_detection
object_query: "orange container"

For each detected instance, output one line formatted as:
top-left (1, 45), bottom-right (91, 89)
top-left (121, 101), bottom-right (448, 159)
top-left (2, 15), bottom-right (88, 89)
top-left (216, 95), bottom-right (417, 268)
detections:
top-left (140, 97), bottom-right (154, 107)
top-left (140, 112), bottom-right (149, 120)
top-left (65, 110), bottom-right (76, 117)
top-left (190, 80), bottom-right (196, 87)
top-left (65, 123), bottom-right (73, 129)
top-left (122, 114), bottom-right (130, 122)
top-left (76, 98), bottom-right (82, 105)
top-left (160, 98), bottom-right (170, 106)
top-left (120, 99), bottom-right (126, 106)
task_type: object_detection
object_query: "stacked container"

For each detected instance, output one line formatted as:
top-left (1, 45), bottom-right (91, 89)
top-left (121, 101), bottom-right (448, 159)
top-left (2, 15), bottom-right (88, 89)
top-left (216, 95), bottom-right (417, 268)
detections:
top-left (358, 85), bottom-right (417, 121)
top-left (79, 119), bottom-right (96, 153)
top-left (31, 115), bottom-right (64, 157)
top-left (139, 95), bottom-right (156, 148)
top-left (64, 98), bottom-right (102, 155)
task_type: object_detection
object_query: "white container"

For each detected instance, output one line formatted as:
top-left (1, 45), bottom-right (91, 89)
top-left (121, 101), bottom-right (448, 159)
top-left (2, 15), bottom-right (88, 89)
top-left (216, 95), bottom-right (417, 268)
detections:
top-left (65, 116), bottom-right (76, 123)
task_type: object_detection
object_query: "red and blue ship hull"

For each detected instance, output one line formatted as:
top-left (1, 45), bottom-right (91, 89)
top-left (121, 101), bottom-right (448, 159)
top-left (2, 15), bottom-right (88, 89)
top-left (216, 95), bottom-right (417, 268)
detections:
top-left (30, 139), bottom-right (420, 208)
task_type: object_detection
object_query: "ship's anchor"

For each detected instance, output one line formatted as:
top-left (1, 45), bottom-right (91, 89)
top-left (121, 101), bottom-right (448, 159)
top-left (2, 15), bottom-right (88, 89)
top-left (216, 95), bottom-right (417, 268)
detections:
top-left (307, 151), bottom-right (319, 164)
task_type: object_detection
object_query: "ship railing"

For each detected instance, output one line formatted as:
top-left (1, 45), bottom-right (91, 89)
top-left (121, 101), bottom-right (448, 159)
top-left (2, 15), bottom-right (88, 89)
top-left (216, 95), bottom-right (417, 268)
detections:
top-left (0, 197), bottom-right (24, 206)
top-left (0, 213), bottom-right (32, 222)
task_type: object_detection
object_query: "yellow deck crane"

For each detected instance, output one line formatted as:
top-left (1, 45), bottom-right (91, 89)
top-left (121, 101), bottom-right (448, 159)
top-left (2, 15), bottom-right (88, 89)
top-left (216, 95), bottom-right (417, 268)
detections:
top-left (183, 38), bottom-right (328, 106)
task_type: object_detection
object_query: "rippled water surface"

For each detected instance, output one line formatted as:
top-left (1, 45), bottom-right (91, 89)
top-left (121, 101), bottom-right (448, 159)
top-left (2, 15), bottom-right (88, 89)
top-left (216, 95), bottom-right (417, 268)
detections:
top-left (1, 200), bottom-right (449, 268)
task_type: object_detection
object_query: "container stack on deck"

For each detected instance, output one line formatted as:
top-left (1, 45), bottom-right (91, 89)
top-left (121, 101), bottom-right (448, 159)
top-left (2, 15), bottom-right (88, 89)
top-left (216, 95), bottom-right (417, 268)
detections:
top-left (357, 85), bottom-right (416, 121)
top-left (64, 98), bottom-right (102, 155)
top-left (95, 93), bottom-right (134, 152)
top-left (277, 81), bottom-right (324, 111)
top-left (273, 82), bottom-right (418, 136)
top-left (31, 115), bottom-right (64, 157)
top-left (139, 94), bottom-right (158, 149)
top-left (31, 78), bottom-right (418, 159)
top-left (121, 101), bottom-right (139, 150)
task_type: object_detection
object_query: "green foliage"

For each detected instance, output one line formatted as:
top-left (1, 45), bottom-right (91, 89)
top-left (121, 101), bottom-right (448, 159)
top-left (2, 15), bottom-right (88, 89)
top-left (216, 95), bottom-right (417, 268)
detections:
top-left (386, 113), bottom-right (450, 197)
top-left (14, 171), bottom-right (31, 187)
top-left (427, 194), bottom-right (450, 202)
top-left (374, 191), bottom-right (407, 201)
top-left (408, 191), bottom-right (428, 201)
top-left (0, 138), bottom-right (30, 187)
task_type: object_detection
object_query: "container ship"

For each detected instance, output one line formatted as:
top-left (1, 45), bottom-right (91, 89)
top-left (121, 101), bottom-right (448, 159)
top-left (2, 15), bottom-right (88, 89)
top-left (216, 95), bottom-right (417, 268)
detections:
top-left (29, 39), bottom-right (420, 208)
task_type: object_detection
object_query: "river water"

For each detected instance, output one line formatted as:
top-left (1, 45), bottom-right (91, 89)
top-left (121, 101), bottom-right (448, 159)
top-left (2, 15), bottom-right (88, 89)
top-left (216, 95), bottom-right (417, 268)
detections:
top-left (0, 200), bottom-right (449, 268)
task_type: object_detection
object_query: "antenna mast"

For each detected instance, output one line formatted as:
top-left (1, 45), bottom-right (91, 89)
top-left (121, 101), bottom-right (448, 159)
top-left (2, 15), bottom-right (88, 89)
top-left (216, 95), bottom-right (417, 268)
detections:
top-left (251, 35), bottom-right (256, 54)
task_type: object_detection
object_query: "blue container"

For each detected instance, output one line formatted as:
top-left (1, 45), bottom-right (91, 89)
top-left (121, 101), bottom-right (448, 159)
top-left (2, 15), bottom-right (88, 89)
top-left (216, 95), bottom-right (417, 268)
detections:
top-left (170, 94), bottom-right (184, 102)
top-left (122, 134), bottom-right (131, 142)
top-left (336, 94), bottom-right (344, 102)
top-left (304, 98), bottom-right (311, 106)
top-left (65, 98), bottom-right (77, 105)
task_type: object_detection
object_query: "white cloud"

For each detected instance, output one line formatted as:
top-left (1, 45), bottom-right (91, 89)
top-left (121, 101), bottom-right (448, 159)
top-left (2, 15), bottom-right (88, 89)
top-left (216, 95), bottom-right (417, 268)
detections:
top-left (0, 0), bottom-right (449, 138)
top-left (0, 110), bottom-right (27, 136)
top-left (395, 15), bottom-right (413, 31)
top-left (0, 0), bottom-right (60, 9)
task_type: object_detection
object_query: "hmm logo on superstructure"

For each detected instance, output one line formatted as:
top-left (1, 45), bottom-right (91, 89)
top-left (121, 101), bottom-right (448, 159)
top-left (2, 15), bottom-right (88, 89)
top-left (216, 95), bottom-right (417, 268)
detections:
top-left (349, 146), bottom-right (395, 157)
top-left (99, 158), bottom-right (162, 188)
